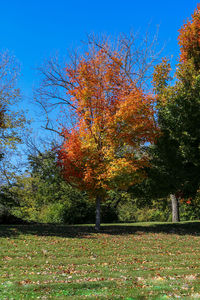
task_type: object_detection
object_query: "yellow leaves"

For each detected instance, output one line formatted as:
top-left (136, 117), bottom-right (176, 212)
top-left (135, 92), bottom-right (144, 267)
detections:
top-left (108, 158), bottom-right (136, 176)
top-left (152, 58), bottom-right (172, 95)
top-left (106, 158), bottom-right (136, 186)
top-left (99, 157), bottom-right (147, 190)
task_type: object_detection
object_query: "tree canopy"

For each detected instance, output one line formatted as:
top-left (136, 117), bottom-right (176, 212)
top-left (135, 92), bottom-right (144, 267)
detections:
top-left (57, 43), bottom-right (159, 230)
top-left (147, 5), bottom-right (200, 220)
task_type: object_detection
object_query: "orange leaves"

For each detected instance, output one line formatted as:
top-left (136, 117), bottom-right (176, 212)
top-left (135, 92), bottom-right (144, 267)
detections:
top-left (66, 50), bottom-right (125, 124)
top-left (113, 88), bottom-right (156, 146)
top-left (59, 129), bottom-right (84, 182)
top-left (58, 47), bottom-right (158, 195)
top-left (178, 5), bottom-right (200, 69)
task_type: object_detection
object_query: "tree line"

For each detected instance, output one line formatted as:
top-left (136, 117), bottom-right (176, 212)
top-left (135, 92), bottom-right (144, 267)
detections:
top-left (0, 6), bottom-right (200, 230)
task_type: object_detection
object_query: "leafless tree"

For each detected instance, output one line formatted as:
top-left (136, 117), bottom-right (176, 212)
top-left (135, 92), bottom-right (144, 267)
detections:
top-left (0, 51), bottom-right (26, 151)
top-left (0, 51), bottom-right (28, 188)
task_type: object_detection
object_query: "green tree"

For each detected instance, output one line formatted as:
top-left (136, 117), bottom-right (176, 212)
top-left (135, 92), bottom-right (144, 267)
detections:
top-left (150, 5), bottom-right (200, 221)
top-left (5, 149), bottom-right (95, 224)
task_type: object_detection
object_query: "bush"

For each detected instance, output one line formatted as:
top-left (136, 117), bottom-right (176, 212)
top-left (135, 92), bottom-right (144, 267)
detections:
top-left (36, 197), bottom-right (96, 224)
top-left (116, 197), bottom-right (171, 223)
top-left (39, 203), bottom-right (66, 223)
top-left (179, 193), bottom-right (200, 221)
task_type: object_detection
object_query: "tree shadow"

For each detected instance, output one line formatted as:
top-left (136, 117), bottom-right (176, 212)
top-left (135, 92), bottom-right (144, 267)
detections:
top-left (1, 221), bottom-right (200, 238)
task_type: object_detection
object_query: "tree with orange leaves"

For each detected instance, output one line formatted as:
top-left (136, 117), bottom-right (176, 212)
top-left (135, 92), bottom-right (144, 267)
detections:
top-left (178, 4), bottom-right (200, 69)
top-left (58, 47), bottom-right (158, 230)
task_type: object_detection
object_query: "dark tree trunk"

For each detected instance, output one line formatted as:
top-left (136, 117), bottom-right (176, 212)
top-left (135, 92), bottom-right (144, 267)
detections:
top-left (170, 194), bottom-right (180, 222)
top-left (95, 194), bottom-right (101, 231)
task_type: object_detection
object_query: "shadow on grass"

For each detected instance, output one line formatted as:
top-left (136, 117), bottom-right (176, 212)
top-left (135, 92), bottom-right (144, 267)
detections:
top-left (1, 281), bottom-right (113, 299)
top-left (16, 281), bottom-right (112, 295)
top-left (1, 221), bottom-right (200, 238)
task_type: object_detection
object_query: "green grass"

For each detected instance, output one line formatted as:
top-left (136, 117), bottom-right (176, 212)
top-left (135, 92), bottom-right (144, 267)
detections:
top-left (1, 221), bottom-right (200, 299)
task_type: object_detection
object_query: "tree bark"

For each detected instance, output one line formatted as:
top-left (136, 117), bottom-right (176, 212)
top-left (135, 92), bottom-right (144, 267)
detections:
top-left (95, 194), bottom-right (101, 231)
top-left (170, 194), bottom-right (180, 222)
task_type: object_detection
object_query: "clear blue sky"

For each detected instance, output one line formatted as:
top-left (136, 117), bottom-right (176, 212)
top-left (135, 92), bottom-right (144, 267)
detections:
top-left (0, 0), bottom-right (199, 140)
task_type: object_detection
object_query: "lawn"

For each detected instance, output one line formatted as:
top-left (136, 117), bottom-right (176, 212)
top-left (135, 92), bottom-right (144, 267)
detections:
top-left (1, 222), bottom-right (200, 299)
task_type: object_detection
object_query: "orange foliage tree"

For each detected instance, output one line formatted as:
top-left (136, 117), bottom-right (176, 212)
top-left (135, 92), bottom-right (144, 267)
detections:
top-left (178, 4), bottom-right (200, 69)
top-left (58, 47), bottom-right (158, 230)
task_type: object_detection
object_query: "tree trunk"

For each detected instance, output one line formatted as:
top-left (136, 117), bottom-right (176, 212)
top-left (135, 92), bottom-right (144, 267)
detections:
top-left (170, 194), bottom-right (180, 222)
top-left (95, 194), bottom-right (101, 231)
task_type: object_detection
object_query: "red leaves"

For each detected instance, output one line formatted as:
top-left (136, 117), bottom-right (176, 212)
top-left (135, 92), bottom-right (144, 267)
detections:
top-left (59, 129), bottom-right (84, 181)
top-left (58, 48), bottom-right (158, 195)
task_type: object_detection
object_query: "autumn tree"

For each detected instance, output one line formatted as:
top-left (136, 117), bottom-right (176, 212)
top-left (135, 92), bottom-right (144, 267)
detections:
top-left (150, 5), bottom-right (200, 222)
top-left (34, 33), bottom-right (161, 135)
top-left (56, 44), bottom-right (158, 230)
top-left (34, 33), bottom-right (162, 230)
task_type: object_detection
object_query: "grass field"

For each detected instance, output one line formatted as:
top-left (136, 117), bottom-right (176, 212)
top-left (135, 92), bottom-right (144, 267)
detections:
top-left (1, 222), bottom-right (200, 299)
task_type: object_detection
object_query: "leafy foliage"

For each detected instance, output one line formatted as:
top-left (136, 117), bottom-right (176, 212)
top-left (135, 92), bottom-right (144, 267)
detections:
top-left (148, 5), bottom-right (200, 204)
top-left (3, 149), bottom-right (118, 224)
top-left (58, 47), bottom-right (158, 200)
top-left (178, 4), bottom-right (200, 69)
top-left (7, 150), bottom-right (95, 224)
top-left (152, 57), bottom-right (172, 95)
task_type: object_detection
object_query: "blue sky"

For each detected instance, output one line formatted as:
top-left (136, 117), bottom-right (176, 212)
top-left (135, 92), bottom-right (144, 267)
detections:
top-left (0, 0), bottom-right (199, 141)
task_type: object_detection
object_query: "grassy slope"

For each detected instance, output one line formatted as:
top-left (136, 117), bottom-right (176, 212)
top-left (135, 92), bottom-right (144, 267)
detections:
top-left (1, 221), bottom-right (200, 299)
